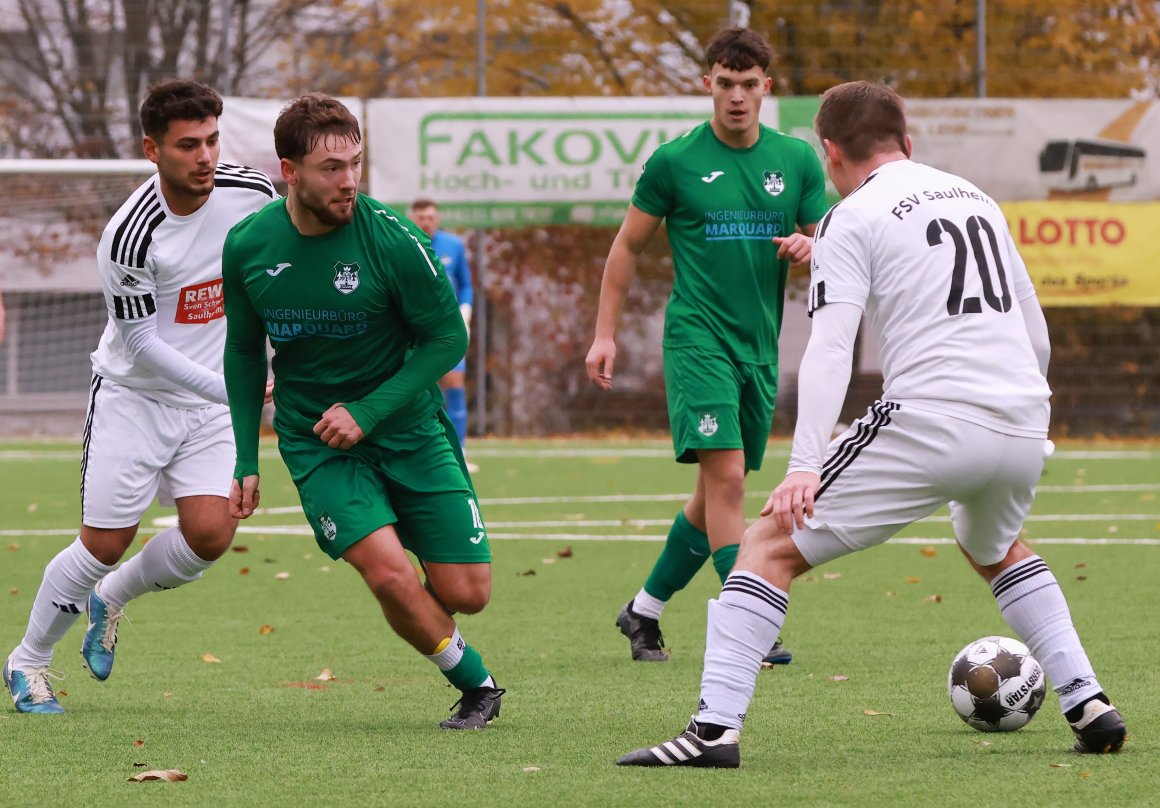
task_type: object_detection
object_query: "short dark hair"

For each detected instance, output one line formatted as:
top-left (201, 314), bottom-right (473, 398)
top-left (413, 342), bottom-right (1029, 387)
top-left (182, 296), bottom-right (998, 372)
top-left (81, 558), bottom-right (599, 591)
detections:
top-left (704, 27), bottom-right (773, 73)
top-left (139, 80), bottom-right (223, 141)
top-left (411, 197), bottom-right (438, 212)
top-left (815, 81), bottom-right (908, 162)
top-left (273, 93), bottom-right (361, 162)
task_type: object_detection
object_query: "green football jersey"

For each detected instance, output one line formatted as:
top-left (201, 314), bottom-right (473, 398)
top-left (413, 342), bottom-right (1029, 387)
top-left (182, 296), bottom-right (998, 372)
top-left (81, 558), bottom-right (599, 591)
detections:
top-left (222, 194), bottom-right (466, 477)
top-left (632, 122), bottom-right (828, 364)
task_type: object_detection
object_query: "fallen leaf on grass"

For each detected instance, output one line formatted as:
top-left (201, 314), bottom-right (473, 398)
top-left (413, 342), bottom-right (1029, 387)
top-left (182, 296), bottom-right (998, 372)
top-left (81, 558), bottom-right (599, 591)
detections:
top-left (1050, 762), bottom-right (1072, 768)
top-left (1079, 771), bottom-right (1092, 778)
top-left (972, 739), bottom-right (992, 747)
top-left (924, 594), bottom-right (943, 604)
top-left (522, 766), bottom-right (541, 773)
top-left (884, 591), bottom-right (897, 597)
top-left (239, 567), bottom-right (250, 576)
top-left (57, 690), bottom-right (68, 697)
top-left (316, 668), bottom-right (336, 682)
top-left (1076, 576), bottom-right (1088, 581)
top-left (162, 691), bottom-right (172, 698)
top-left (374, 686), bottom-right (385, 692)
top-left (517, 569), bottom-right (536, 577)
top-left (128, 769), bottom-right (187, 783)
top-left (202, 653), bottom-right (222, 663)
top-left (132, 762), bottom-right (147, 768)
top-left (319, 566), bottom-right (331, 573)
top-left (1106, 525), bottom-right (1119, 533)
top-left (920, 547), bottom-right (937, 557)
top-left (274, 571), bottom-right (291, 580)
top-left (6, 543), bottom-right (19, 552)
top-left (9, 588), bottom-right (18, 595)
top-left (231, 545), bottom-right (249, 553)
top-left (826, 675), bottom-right (849, 682)
top-left (862, 709), bottom-right (892, 716)
top-left (1074, 562), bottom-right (1087, 569)
top-left (303, 553), bottom-right (314, 560)
top-left (556, 546), bottom-right (573, 558)
top-left (26, 503), bottom-right (37, 513)
top-left (904, 577), bottom-right (921, 584)
top-left (823, 572), bottom-right (842, 580)
top-left (541, 558), bottom-right (556, 565)
top-left (259, 625), bottom-right (275, 635)
top-left (133, 740), bottom-right (145, 748)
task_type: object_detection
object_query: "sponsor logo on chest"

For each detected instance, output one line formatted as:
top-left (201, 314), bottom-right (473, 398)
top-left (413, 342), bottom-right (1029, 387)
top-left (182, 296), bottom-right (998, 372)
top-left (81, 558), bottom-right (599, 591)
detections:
top-left (175, 278), bottom-right (224, 324)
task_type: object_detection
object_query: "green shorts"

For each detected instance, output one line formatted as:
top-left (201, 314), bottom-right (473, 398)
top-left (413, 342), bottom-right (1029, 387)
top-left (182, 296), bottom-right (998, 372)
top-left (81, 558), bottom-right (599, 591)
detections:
top-left (663, 345), bottom-right (778, 472)
top-left (277, 409), bottom-right (490, 562)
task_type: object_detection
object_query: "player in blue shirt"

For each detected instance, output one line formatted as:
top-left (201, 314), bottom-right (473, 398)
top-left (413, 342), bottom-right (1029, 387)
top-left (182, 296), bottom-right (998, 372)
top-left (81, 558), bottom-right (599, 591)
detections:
top-left (411, 199), bottom-right (477, 472)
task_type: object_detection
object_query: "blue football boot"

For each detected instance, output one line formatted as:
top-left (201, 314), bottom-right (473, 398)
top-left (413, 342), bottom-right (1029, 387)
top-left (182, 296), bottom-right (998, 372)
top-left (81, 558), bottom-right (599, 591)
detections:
top-left (3, 656), bottom-right (65, 714)
top-left (81, 586), bottom-right (125, 682)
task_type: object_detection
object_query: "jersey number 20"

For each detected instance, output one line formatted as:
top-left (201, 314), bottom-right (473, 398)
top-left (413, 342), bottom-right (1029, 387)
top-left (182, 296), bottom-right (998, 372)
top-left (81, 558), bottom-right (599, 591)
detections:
top-left (926, 216), bottom-right (1012, 316)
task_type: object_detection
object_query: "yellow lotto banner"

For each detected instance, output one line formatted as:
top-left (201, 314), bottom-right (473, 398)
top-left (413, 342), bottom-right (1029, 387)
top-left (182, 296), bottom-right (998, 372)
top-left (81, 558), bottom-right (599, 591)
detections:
top-left (1002, 202), bottom-right (1160, 307)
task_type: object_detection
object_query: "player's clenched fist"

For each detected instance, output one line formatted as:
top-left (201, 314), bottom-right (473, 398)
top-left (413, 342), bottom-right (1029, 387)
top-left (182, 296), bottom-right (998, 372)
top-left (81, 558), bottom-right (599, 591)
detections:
top-left (230, 475), bottom-right (261, 519)
top-left (313, 404), bottom-right (365, 449)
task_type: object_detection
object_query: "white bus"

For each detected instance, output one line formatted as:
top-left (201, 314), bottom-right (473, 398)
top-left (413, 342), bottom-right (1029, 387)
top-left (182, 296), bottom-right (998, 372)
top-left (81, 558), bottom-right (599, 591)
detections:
top-left (1039, 138), bottom-right (1146, 192)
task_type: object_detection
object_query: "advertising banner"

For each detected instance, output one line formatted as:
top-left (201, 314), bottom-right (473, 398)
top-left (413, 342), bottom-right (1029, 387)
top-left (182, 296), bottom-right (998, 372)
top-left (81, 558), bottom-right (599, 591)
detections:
top-left (366, 97), bottom-right (778, 227)
top-left (1003, 201), bottom-right (1160, 307)
top-left (908, 99), bottom-right (1158, 202)
top-left (220, 96), bottom-right (364, 182)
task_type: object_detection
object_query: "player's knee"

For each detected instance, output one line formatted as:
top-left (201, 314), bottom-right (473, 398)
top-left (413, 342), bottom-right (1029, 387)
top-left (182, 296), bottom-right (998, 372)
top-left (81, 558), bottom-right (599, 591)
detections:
top-left (181, 523), bottom-right (236, 561)
top-left (441, 582), bottom-right (491, 615)
top-left (362, 564), bottom-right (422, 608)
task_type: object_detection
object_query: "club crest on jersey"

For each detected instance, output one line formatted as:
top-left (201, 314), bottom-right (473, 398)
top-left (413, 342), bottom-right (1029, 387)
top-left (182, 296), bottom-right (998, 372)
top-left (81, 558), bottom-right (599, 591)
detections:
top-left (763, 170), bottom-right (785, 196)
top-left (319, 511), bottom-right (337, 542)
top-left (333, 262), bottom-right (361, 294)
top-left (698, 412), bottom-right (719, 437)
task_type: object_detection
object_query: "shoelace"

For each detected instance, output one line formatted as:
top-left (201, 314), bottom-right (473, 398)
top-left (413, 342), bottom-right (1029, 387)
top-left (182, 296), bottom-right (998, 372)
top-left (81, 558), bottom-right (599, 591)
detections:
top-left (24, 667), bottom-right (64, 704)
top-left (96, 605), bottom-right (127, 653)
top-left (449, 687), bottom-right (506, 717)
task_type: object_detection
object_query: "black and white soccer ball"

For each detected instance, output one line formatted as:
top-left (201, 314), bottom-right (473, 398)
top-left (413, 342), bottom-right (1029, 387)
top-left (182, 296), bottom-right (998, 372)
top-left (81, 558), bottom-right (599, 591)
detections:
top-left (948, 636), bottom-right (1046, 732)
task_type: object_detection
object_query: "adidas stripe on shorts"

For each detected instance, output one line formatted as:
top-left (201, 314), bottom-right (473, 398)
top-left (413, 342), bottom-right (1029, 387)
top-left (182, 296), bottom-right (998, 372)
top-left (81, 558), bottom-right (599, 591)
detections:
top-left (791, 401), bottom-right (1045, 568)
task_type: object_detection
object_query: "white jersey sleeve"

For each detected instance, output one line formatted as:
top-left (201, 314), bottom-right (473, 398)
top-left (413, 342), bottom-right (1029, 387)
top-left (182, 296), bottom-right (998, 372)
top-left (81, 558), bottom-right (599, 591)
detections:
top-left (90, 165), bottom-right (276, 408)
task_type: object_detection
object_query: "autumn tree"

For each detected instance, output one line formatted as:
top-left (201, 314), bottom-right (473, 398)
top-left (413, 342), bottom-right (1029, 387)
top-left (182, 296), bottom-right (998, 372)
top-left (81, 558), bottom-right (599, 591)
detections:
top-left (0, 0), bottom-right (308, 158)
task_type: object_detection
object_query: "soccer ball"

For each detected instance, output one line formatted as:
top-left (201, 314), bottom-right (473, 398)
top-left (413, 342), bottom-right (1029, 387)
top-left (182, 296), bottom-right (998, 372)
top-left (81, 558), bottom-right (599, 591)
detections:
top-left (947, 636), bottom-right (1046, 732)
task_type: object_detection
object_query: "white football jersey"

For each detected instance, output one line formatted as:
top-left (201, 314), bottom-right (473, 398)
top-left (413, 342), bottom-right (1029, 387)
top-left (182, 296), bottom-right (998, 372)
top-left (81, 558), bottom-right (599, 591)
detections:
top-left (91, 163), bottom-right (276, 408)
top-left (807, 160), bottom-right (1049, 437)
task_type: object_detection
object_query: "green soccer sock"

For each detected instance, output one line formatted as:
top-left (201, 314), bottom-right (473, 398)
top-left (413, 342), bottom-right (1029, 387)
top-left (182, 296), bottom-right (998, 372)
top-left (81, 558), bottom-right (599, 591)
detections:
top-left (425, 628), bottom-right (492, 691)
top-left (711, 543), bottom-right (739, 585)
top-left (642, 511), bottom-right (711, 602)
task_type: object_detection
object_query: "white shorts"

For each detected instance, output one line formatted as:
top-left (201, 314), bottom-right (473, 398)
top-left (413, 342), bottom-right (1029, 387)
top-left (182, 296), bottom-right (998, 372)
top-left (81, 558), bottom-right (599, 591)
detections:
top-left (792, 401), bottom-right (1045, 568)
top-left (80, 375), bottom-right (234, 529)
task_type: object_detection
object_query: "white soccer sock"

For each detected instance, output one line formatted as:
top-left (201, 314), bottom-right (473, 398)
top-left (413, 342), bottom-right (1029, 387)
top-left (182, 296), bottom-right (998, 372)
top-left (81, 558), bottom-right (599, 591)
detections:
top-left (696, 571), bottom-right (787, 730)
top-left (424, 628), bottom-right (466, 671)
top-left (632, 588), bottom-right (666, 620)
top-left (991, 555), bottom-right (1102, 713)
top-left (97, 527), bottom-right (213, 610)
top-left (11, 537), bottom-right (114, 669)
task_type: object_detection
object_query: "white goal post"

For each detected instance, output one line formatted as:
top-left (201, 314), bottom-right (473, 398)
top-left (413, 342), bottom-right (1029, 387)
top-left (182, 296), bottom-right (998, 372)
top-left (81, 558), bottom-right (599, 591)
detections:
top-left (0, 159), bottom-right (157, 435)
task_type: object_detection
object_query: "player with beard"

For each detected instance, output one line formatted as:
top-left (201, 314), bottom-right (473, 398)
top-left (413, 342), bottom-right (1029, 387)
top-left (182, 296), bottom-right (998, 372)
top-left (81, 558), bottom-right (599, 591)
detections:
top-left (221, 93), bottom-right (504, 730)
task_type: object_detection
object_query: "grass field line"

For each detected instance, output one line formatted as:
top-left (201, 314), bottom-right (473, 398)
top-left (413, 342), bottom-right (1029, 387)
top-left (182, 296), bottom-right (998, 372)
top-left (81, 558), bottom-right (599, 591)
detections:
top-left (2, 447), bottom-right (1156, 462)
top-left (4, 525), bottom-right (1160, 547)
